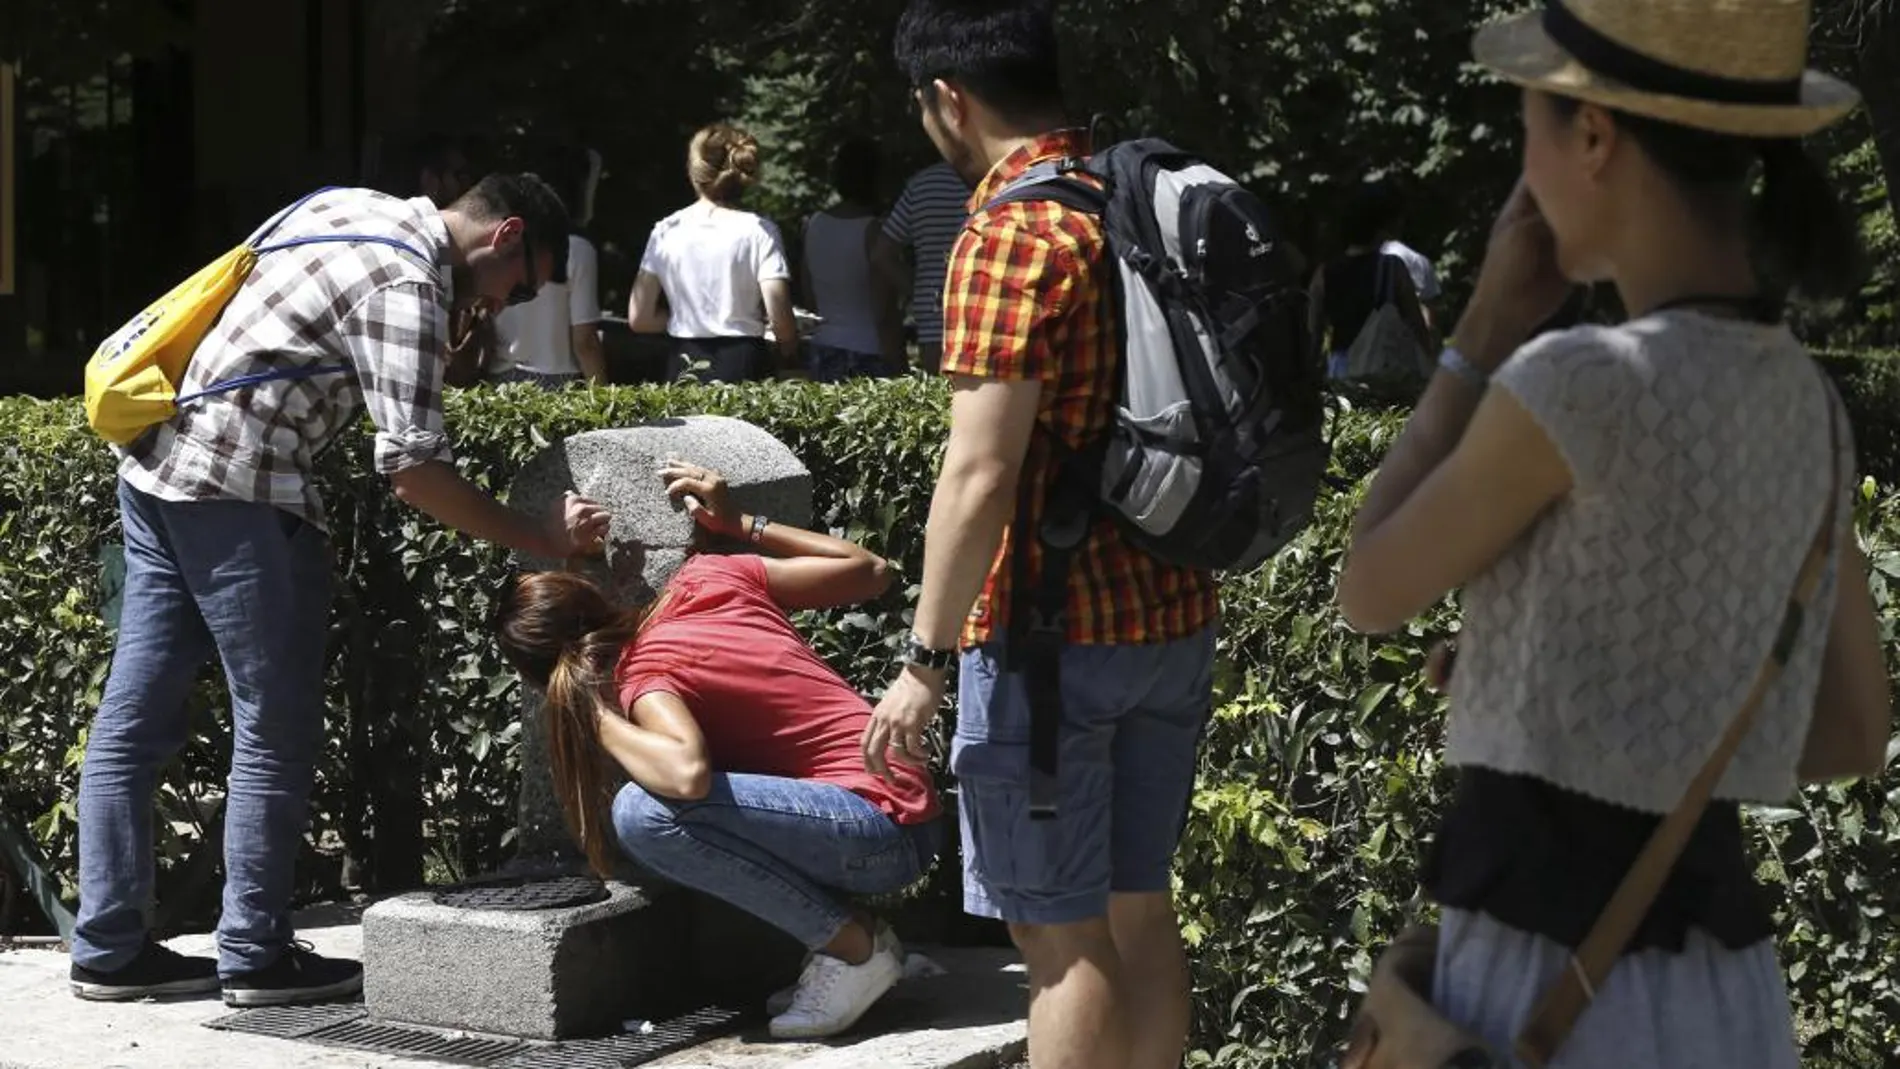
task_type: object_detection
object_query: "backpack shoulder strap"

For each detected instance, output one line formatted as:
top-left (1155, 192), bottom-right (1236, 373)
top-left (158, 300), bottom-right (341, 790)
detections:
top-left (244, 187), bottom-right (335, 245)
top-left (249, 187), bottom-right (435, 267)
top-left (253, 233), bottom-right (435, 267)
top-left (981, 161), bottom-right (1109, 217)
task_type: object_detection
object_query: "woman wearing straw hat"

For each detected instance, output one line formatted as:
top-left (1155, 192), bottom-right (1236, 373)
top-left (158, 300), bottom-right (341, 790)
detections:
top-left (1337, 0), bottom-right (1892, 1064)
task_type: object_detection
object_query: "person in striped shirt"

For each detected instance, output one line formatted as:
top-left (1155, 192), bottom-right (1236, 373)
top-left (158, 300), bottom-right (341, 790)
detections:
top-left (864, 4), bottom-right (1219, 1068)
top-left (871, 161), bottom-right (972, 373)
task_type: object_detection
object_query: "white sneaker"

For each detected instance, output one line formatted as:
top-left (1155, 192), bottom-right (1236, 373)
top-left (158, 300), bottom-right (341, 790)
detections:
top-left (769, 923), bottom-right (904, 1016)
top-left (767, 944), bottom-right (903, 1039)
top-left (766, 952), bottom-right (812, 1017)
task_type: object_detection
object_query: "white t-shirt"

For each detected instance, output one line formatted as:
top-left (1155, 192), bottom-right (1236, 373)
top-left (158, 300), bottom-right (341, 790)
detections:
top-left (1380, 240), bottom-right (1442, 303)
top-left (640, 203), bottom-right (790, 339)
top-left (492, 235), bottom-right (602, 376)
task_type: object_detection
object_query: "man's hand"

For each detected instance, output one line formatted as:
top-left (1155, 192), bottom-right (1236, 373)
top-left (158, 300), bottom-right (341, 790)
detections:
top-left (547, 491), bottom-right (611, 557)
top-left (863, 666), bottom-right (944, 783)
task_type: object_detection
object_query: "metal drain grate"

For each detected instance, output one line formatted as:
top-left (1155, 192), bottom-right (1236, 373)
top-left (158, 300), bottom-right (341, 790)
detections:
top-left (499, 1006), bottom-right (754, 1069)
top-left (307, 1018), bottom-right (526, 1064)
top-left (203, 1001), bottom-right (366, 1038)
top-left (205, 1002), bottom-right (751, 1068)
top-left (433, 874), bottom-right (609, 911)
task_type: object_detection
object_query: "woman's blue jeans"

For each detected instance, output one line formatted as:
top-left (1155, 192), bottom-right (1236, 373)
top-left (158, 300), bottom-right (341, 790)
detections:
top-left (612, 773), bottom-right (942, 949)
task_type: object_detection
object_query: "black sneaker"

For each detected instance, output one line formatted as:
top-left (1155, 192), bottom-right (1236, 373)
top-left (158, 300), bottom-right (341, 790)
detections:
top-left (70, 941), bottom-right (221, 1002)
top-left (221, 941), bottom-right (363, 1007)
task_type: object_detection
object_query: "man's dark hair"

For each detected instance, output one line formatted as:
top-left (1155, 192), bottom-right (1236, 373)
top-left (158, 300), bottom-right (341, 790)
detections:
top-left (1341, 179), bottom-right (1405, 249)
top-left (831, 136), bottom-right (882, 205)
top-left (894, 0), bottom-right (1064, 124)
top-left (454, 173), bottom-right (572, 284)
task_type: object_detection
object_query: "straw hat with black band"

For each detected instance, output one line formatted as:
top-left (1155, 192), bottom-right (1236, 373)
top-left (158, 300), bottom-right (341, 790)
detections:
top-left (1473, 0), bottom-right (1859, 137)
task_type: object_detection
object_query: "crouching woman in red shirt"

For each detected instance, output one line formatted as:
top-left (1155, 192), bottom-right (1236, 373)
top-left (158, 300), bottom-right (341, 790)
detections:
top-left (495, 460), bottom-right (943, 1040)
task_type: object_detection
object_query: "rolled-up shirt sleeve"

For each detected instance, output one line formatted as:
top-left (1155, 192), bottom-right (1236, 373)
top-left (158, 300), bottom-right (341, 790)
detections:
top-left (339, 280), bottom-right (455, 475)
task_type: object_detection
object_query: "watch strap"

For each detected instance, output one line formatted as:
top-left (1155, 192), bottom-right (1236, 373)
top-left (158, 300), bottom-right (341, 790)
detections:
top-left (900, 633), bottom-right (955, 672)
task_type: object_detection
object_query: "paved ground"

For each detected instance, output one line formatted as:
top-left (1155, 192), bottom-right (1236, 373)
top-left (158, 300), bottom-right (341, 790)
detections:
top-left (0, 905), bottom-right (1026, 1069)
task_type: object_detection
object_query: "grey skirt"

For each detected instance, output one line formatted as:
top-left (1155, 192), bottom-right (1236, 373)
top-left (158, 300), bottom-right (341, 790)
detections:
top-left (1432, 908), bottom-right (1799, 1069)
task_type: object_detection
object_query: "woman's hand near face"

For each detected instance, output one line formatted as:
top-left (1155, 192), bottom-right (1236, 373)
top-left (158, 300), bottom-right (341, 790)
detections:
top-left (1455, 181), bottom-right (1575, 370)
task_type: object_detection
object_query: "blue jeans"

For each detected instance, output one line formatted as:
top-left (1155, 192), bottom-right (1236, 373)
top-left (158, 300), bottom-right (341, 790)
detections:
top-left (612, 774), bottom-right (942, 950)
top-left (953, 627), bottom-right (1216, 924)
top-left (73, 481), bottom-right (332, 976)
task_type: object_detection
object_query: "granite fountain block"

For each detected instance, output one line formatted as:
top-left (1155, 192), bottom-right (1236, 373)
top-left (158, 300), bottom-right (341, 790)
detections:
top-left (362, 417), bottom-right (815, 1041)
top-left (361, 882), bottom-right (689, 1041)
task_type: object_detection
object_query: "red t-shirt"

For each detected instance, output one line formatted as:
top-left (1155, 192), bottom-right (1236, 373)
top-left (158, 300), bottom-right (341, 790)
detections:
top-left (615, 554), bottom-right (940, 826)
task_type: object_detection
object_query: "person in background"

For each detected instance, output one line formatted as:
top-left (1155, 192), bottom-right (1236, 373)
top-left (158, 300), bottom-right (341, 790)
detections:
top-left (1309, 180), bottom-right (1437, 380)
top-left (495, 460), bottom-right (942, 1039)
top-left (410, 132), bottom-right (477, 210)
top-left (69, 176), bottom-right (611, 1008)
top-left (866, 4), bottom-right (1219, 1068)
top-left (1362, 178), bottom-right (1442, 329)
top-left (490, 149), bottom-right (608, 388)
top-left (871, 160), bottom-right (972, 374)
top-left (628, 124), bottom-right (798, 383)
top-left (802, 137), bottom-right (904, 381)
top-left (402, 132), bottom-right (497, 387)
top-left (1336, 0), bottom-right (1890, 1063)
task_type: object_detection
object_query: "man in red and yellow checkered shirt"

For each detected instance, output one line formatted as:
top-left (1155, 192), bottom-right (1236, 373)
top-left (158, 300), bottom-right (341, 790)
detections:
top-left (864, 4), bottom-right (1219, 1067)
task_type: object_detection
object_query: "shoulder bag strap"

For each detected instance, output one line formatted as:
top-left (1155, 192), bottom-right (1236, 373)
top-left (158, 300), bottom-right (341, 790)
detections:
top-left (1514, 371), bottom-right (1843, 1067)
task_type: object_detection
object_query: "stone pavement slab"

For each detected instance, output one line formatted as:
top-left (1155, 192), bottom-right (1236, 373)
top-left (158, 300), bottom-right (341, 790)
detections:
top-left (0, 904), bottom-right (1026, 1069)
top-left (0, 903), bottom-right (432, 1069)
top-left (645, 947), bottom-right (1028, 1069)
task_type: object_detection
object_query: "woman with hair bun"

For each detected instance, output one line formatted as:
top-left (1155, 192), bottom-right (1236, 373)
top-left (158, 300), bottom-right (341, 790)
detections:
top-left (629, 124), bottom-right (799, 382)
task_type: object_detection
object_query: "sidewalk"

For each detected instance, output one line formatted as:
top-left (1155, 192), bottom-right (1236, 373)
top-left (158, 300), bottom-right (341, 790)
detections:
top-left (0, 905), bottom-right (1027, 1069)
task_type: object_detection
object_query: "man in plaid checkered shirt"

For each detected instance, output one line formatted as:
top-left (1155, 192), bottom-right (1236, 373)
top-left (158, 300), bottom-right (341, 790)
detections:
top-left (69, 176), bottom-right (613, 1008)
top-left (863, 4), bottom-right (1221, 1068)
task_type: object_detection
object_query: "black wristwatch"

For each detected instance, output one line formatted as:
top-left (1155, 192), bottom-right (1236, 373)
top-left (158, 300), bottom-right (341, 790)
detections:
top-left (898, 633), bottom-right (955, 673)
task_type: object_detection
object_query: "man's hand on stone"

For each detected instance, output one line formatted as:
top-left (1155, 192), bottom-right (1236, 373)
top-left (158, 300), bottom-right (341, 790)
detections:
top-left (658, 458), bottom-right (741, 537)
top-left (548, 491), bottom-right (611, 557)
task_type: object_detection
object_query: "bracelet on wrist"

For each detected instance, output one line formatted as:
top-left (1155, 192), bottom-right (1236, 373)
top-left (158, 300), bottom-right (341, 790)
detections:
top-left (1437, 346), bottom-right (1492, 389)
top-left (748, 513), bottom-right (770, 544)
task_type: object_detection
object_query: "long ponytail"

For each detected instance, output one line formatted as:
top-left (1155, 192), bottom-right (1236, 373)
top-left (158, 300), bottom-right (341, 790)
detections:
top-left (496, 572), bottom-right (653, 876)
top-left (1755, 138), bottom-right (1866, 303)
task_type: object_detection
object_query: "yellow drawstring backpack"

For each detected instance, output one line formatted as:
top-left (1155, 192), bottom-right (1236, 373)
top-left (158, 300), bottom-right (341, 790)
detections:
top-left (83, 188), bottom-right (428, 446)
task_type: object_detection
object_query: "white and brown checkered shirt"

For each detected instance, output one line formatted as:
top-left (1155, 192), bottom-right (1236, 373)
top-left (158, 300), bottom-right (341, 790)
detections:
top-left (120, 188), bottom-right (456, 530)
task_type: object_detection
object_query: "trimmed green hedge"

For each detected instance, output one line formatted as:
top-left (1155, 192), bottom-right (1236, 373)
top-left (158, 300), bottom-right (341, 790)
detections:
top-left (1819, 348), bottom-right (1900, 487)
top-left (1, 377), bottom-right (1895, 1065)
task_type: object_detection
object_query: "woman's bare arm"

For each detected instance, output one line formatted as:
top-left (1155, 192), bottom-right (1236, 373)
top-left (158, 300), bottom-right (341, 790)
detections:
top-left (761, 277), bottom-right (799, 367)
top-left (628, 271), bottom-right (669, 334)
top-left (598, 691), bottom-right (711, 800)
top-left (1800, 538), bottom-right (1894, 781)
top-left (659, 461), bottom-right (892, 611)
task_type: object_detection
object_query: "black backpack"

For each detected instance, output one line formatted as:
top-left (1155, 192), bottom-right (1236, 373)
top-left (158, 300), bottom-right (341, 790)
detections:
top-left (983, 140), bottom-right (1328, 817)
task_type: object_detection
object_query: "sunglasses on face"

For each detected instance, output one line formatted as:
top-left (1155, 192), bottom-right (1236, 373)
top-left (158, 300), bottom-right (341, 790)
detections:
top-left (506, 235), bottom-right (538, 307)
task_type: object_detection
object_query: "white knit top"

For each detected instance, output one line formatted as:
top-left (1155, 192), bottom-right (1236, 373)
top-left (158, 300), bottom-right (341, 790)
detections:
top-left (1446, 311), bottom-right (1854, 815)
